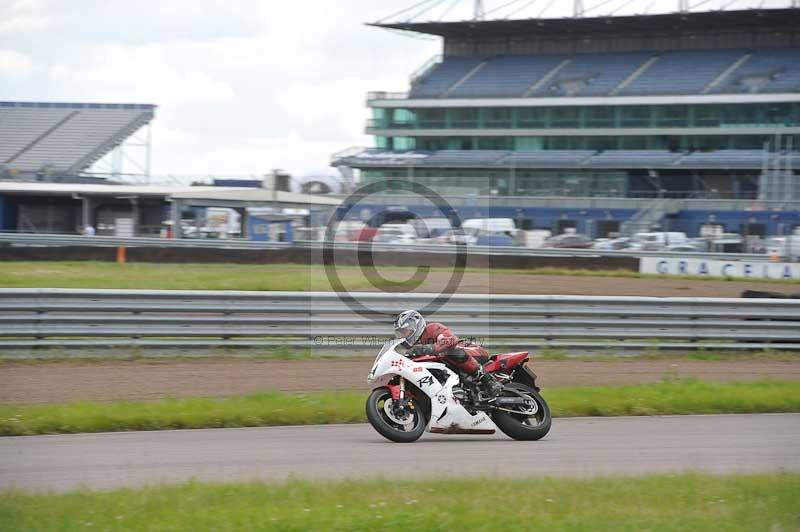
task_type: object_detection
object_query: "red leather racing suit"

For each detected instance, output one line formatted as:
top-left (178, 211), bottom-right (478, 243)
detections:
top-left (413, 322), bottom-right (489, 374)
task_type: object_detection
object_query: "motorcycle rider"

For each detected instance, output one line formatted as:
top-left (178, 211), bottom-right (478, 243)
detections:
top-left (393, 310), bottom-right (503, 398)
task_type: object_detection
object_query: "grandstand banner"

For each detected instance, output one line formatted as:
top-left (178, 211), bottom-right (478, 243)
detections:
top-left (640, 257), bottom-right (800, 280)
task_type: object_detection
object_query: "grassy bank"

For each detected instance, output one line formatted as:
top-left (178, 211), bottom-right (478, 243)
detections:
top-left (1, 380), bottom-right (798, 436)
top-left (0, 261), bottom-right (798, 291)
top-left (2, 474), bottom-right (798, 531)
top-left (0, 262), bottom-right (370, 291)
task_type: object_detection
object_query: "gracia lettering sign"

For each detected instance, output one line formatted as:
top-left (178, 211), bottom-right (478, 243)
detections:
top-left (640, 257), bottom-right (800, 280)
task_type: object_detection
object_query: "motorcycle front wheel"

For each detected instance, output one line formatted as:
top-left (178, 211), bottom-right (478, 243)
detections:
top-left (491, 383), bottom-right (551, 441)
top-left (365, 387), bottom-right (427, 443)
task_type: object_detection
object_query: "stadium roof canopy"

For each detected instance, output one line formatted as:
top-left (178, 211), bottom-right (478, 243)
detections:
top-left (0, 101), bottom-right (156, 178)
top-left (370, 7), bottom-right (800, 39)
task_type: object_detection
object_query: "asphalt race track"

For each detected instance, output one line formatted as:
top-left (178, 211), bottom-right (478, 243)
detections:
top-left (1, 414), bottom-right (798, 492)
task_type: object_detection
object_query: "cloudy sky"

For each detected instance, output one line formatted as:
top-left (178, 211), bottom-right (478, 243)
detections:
top-left (0, 0), bottom-right (792, 179)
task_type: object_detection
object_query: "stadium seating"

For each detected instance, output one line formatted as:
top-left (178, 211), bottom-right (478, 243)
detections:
top-left (588, 150), bottom-right (683, 167)
top-left (619, 49), bottom-right (745, 95)
top-left (408, 48), bottom-right (799, 98)
top-left (0, 107), bottom-right (74, 164)
top-left (0, 103), bottom-right (155, 176)
top-left (339, 148), bottom-right (800, 171)
top-left (409, 57), bottom-right (484, 98)
top-left (534, 52), bottom-right (652, 97)
top-left (675, 149), bottom-right (768, 168)
top-left (424, 150), bottom-right (506, 166)
top-left (448, 55), bottom-right (565, 98)
top-left (710, 48), bottom-right (800, 94)
top-left (500, 150), bottom-right (596, 167)
top-left (778, 152), bottom-right (799, 165)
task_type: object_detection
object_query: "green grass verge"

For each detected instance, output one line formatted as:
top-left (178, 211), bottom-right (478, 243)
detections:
top-left (1, 474), bottom-right (798, 531)
top-left (2, 380), bottom-right (798, 436)
top-left (0, 261), bottom-right (797, 291)
top-left (0, 261), bottom-right (372, 291)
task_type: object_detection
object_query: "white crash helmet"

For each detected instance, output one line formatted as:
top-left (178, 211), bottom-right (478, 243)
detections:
top-left (393, 310), bottom-right (426, 347)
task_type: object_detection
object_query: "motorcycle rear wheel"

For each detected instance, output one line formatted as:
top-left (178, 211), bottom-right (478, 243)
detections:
top-left (491, 383), bottom-right (551, 441)
top-left (365, 388), bottom-right (427, 443)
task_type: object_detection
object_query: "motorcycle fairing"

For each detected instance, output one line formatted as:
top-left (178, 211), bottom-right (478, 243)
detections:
top-left (369, 342), bottom-right (495, 434)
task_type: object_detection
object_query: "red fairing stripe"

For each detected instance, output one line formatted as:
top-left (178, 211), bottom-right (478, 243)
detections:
top-left (484, 352), bottom-right (529, 373)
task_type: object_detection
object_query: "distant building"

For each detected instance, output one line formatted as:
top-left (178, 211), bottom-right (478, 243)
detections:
top-left (333, 7), bottom-right (800, 237)
top-left (0, 101), bottom-right (155, 183)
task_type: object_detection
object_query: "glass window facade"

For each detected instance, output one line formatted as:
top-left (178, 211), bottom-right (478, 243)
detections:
top-left (362, 100), bottom-right (799, 200)
top-left (360, 169), bottom-right (628, 197)
top-left (381, 134), bottom-right (800, 151)
top-left (371, 102), bottom-right (800, 131)
top-left (358, 168), bottom-right (771, 199)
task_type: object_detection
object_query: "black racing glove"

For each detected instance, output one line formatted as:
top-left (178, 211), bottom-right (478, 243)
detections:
top-left (409, 344), bottom-right (435, 357)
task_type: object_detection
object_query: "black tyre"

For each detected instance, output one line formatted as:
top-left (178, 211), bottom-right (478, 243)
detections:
top-left (365, 388), bottom-right (428, 443)
top-left (491, 383), bottom-right (551, 441)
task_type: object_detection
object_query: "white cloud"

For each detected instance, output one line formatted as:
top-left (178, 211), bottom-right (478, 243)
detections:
top-left (48, 44), bottom-right (235, 104)
top-left (151, 130), bottom-right (354, 176)
top-left (0, 49), bottom-right (33, 77)
top-left (279, 78), bottom-right (381, 141)
top-left (0, 0), bottom-right (48, 34)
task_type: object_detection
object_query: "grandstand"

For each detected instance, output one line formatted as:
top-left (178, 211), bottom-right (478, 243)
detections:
top-left (0, 101), bottom-right (155, 181)
top-left (333, 6), bottom-right (800, 238)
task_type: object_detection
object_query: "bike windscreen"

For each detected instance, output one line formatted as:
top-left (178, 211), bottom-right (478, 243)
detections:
top-left (378, 338), bottom-right (408, 358)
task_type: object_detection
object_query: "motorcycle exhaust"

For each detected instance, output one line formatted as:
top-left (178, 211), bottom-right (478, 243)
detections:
top-left (494, 397), bottom-right (532, 406)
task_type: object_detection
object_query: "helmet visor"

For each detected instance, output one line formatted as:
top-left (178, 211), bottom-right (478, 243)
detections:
top-left (394, 326), bottom-right (415, 340)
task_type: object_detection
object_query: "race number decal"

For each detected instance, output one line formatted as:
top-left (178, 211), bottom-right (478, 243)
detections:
top-left (418, 375), bottom-right (434, 388)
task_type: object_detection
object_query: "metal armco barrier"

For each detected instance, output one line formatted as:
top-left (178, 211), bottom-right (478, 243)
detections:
top-left (0, 232), bottom-right (772, 261)
top-left (1, 289), bottom-right (798, 353)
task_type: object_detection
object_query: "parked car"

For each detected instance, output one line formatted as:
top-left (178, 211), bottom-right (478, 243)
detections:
top-left (476, 233), bottom-right (515, 247)
top-left (436, 228), bottom-right (478, 246)
top-left (409, 217), bottom-right (453, 239)
top-left (544, 233), bottom-right (594, 248)
top-left (351, 227), bottom-right (378, 242)
top-left (665, 244), bottom-right (701, 253)
top-left (593, 237), bottom-right (632, 250)
top-left (375, 224), bottom-right (417, 245)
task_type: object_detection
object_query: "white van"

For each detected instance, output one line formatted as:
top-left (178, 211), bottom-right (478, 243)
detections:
top-left (765, 235), bottom-right (800, 261)
top-left (632, 232), bottom-right (689, 251)
top-left (461, 218), bottom-right (516, 233)
top-left (460, 218), bottom-right (520, 247)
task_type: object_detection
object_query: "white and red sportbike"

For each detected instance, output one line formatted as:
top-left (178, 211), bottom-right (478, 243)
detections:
top-left (366, 339), bottom-right (551, 443)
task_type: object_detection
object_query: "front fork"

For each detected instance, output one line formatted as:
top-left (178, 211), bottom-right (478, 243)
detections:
top-left (390, 377), bottom-right (414, 417)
